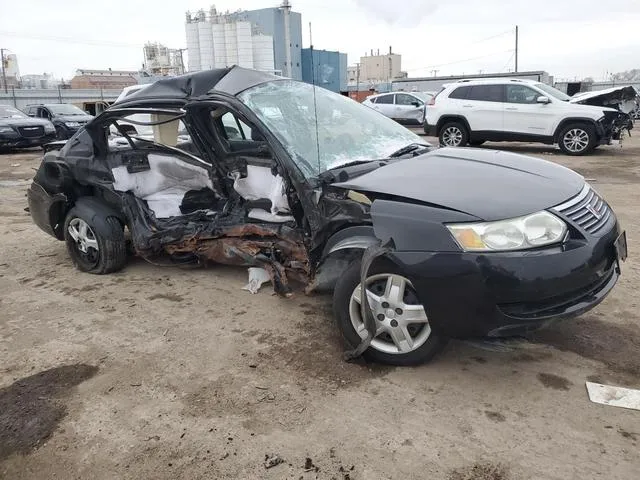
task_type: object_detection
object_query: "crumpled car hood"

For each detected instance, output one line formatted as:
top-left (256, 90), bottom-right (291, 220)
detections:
top-left (334, 147), bottom-right (584, 221)
top-left (570, 86), bottom-right (638, 114)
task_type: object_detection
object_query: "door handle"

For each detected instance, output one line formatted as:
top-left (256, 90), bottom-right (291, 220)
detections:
top-left (462, 104), bottom-right (473, 108)
top-left (505, 107), bottom-right (518, 111)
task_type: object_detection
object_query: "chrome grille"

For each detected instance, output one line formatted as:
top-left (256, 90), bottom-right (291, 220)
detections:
top-left (17, 126), bottom-right (44, 138)
top-left (552, 184), bottom-right (611, 235)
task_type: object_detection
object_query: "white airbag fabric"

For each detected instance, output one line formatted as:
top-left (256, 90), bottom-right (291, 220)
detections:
top-left (112, 153), bottom-right (212, 218)
top-left (233, 165), bottom-right (291, 215)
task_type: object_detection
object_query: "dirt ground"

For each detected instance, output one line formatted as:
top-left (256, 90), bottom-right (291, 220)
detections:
top-left (1, 134), bottom-right (639, 480)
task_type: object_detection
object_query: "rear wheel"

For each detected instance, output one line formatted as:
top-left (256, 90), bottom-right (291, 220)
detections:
top-left (558, 123), bottom-right (596, 155)
top-left (333, 260), bottom-right (447, 365)
top-left (64, 206), bottom-right (127, 274)
top-left (439, 121), bottom-right (469, 147)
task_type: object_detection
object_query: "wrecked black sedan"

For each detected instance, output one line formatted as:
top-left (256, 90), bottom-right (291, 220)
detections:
top-left (28, 67), bottom-right (627, 365)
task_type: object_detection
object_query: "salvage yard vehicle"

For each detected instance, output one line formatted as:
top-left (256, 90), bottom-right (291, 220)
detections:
top-left (424, 78), bottom-right (632, 155)
top-left (28, 67), bottom-right (627, 365)
top-left (25, 103), bottom-right (94, 140)
top-left (363, 91), bottom-right (433, 125)
top-left (0, 104), bottom-right (57, 150)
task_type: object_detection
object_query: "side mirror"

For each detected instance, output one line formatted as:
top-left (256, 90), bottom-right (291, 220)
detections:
top-left (536, 96), bottom-right (550, 104)
top-left (411, 101), bottom-right (421, 107)
top-left (27, 112), bottom-right (35, 117)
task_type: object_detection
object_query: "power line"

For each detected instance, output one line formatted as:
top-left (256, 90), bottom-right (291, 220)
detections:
top-left (501, 51), bottom-right (516, 72)
top-left (407, 49), bottom-right (515, 73)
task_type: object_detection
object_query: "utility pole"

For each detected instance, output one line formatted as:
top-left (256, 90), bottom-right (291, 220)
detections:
top-left (515, 25), bottom-right (519, 73)
top-left (0, 48), bottom-right (8, 94)
top-left (308, 22), bottom-right (314, 85)
top-left (281, 0), bottom-right (292, 77)
top-left (430, 69), bottom-right (439, 77)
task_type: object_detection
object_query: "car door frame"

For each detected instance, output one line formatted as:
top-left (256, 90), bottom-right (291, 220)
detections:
top-left (503, 84), bottom-right (557, 139)
top-left (394, 92), bottom-right (425, 124)
top-left (184, 95), bottom-right (328, 246)
top-left (462, 84), bottom-right (505, 134)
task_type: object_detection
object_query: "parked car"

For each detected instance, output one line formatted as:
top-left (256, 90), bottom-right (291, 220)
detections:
top-left (25, 103), bottom-right (94, 139)
top-left (424, 79), bottom-right (631, 155)
top-left (28, 67), bottom-right (626, 365)
top-left (363, 91), bottom-right (433, 125)
top-left (0, 104), bottom-right (57, 149)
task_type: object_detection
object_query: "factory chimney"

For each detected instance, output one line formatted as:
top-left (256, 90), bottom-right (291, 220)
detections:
top-left (281, 0), bottom-right (292, 77)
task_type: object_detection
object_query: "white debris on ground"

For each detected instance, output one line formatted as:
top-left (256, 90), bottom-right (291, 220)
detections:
top-left (586, 382), bottom-right (640, 411)
top-left (242, 267), bottom-right (271, 294)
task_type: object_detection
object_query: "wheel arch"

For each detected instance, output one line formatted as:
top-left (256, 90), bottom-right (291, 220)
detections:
top-left (70, 196), bottom-right (126, 236)
top-left (553, 117), bottom-right (599, 143)
top-left (436, 115), bottom-right (471, 137)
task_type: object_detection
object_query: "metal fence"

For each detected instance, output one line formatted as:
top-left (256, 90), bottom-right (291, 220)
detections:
top-left (0, 87), bottom-right (121, 110)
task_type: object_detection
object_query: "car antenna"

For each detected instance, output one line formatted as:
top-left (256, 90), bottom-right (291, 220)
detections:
top-left (309, 21), bottom-right (321, 174)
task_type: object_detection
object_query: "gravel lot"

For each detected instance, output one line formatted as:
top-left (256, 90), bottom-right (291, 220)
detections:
top-left (1, 135), bottom-right (639, 480)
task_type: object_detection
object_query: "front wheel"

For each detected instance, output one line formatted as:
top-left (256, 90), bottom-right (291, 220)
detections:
top-left (64, 206), bottom-right (127, 274)
top-left (558, 123), bottom-right (596, 155)
top-left (438, 121), bottom-right (469, 147)
top-left (333, 260), bottom-right (447, 366)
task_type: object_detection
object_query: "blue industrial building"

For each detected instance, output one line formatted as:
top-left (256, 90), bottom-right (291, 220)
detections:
top-left (228, 7), bottom-right (303, 80)
top-left (301, 48), bottom-right (348, 93)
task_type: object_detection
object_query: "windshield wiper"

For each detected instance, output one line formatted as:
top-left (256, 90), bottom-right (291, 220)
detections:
top-left (388, 143), bottom-right (431, 158)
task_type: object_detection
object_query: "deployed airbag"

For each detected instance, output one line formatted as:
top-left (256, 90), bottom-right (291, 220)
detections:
top-left (112, 153), bottom-right (213, 218)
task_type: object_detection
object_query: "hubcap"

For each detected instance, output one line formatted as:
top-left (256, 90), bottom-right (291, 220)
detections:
top-left (442, 126), bottom-right (463, 147)
top-left (563, 128), bottom-right (589, 153)
top-left (67, 218), bottom-right (99, 259)
top-left (349, 273), bottom-right (431, 355)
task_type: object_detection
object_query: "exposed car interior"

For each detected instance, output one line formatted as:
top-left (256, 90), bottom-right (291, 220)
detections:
top-left (105, 108), bottom-right (295, 225)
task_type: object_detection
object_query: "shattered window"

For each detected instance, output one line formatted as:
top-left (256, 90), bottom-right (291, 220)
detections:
top-left (239, 81), bottom-right (423, 178)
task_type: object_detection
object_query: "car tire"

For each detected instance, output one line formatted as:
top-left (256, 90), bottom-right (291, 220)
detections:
top-left (64, 206), bottom-right (127, 274)
top-left (438, 121), bottom-right (469, 147)
top-left (469, 140), bottom-right (485, 146)
top-left (333, 259), bottom-right (447, 366)
top-left (557, 123), bottom-right (596, 156)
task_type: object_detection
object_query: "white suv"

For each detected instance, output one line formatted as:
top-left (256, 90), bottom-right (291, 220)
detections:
top-left (424, 78), bottom-right (631, 155)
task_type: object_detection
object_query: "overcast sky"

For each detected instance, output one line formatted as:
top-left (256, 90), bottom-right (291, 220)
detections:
top-left (1, 0), bottom-right (639, 81)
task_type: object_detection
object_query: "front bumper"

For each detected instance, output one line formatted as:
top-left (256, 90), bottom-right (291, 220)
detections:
top-left (423, 121), bottom-right (437, 136)
top-left (0, 131), bottom-right (57, 148)
top-left (387, 217), bottom-right (622, 338)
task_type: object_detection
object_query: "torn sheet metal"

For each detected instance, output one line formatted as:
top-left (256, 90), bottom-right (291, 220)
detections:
top-left (242, 267), bottom-right (271, 294)
top-left (586, 382), bottom-right (640, 411)
top-left (570, 86), bottom-right (639, 113)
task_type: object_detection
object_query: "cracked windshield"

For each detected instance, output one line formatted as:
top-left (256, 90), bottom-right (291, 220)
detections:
top-left (239, 80), bottom-right (423, 177)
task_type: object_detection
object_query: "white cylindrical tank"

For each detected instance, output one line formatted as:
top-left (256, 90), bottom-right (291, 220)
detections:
top-left (211, 23), bottom-right (227, 68)
top-left (252, 35), bottom-right (275, 72)
top-left (235, 21), bottom-right (254, 69)
top-left (185, 22), bottom-right (201, 71)
top-left (224, 22), bottom-right (238, 66)
top-left (198, 22), bottom-right (214, 70)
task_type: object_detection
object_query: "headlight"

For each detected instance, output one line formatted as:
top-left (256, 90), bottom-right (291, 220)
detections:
top-left (447, 211), bottom-right (567, 252)
top-left (65, 121), bottom-right (81, 127)
top-left (0, 125), bottom-right (13, 133)
top-left (44, 124), bottom-right (55, 133)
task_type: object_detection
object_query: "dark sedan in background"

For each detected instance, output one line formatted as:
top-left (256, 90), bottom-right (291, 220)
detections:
top-left (0, 104), bottom-right (56, 149)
